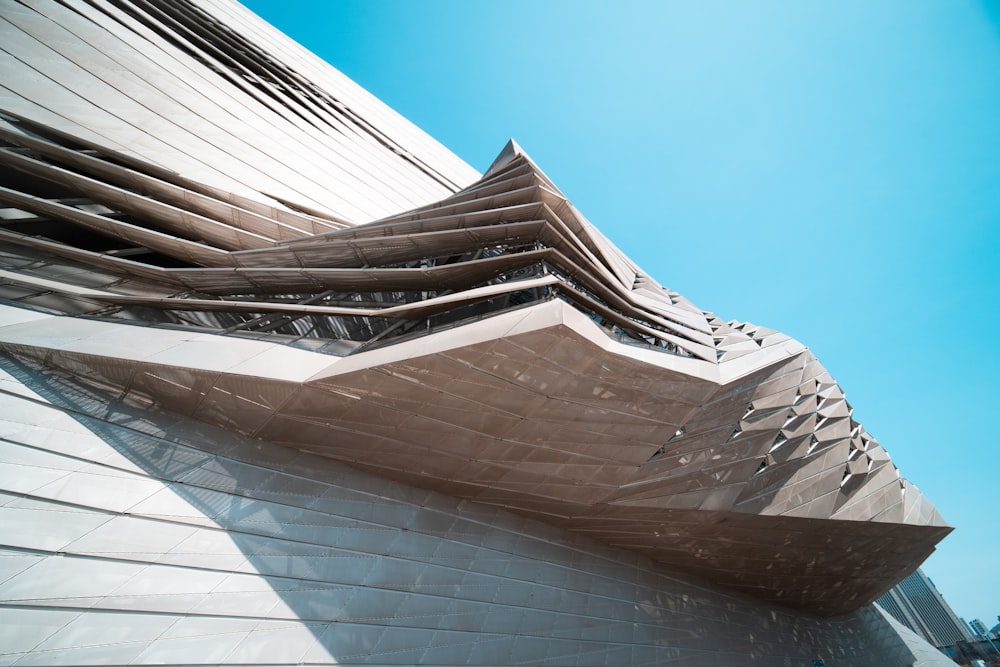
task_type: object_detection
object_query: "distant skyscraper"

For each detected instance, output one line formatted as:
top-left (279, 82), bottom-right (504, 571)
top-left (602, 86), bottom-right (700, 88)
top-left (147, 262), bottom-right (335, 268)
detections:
top-left (877, 569), bottom-right (973, 647)
top-left (970, 618), bottom-right (990, 638)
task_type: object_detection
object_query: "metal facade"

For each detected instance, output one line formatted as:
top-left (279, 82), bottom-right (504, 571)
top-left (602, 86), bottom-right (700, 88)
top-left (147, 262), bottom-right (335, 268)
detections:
top-left (0, 0), bottom-right (955, 664)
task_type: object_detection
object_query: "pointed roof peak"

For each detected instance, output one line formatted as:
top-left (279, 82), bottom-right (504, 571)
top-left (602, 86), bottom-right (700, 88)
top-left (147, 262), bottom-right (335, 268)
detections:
top-left (483, 138), bottom-right (526, 178)
top-left (482, 139), bottom-right (561, 193)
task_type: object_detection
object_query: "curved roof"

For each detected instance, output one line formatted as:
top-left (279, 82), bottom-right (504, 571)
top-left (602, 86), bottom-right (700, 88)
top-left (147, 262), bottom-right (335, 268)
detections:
top-left (0, 0), bottom-right (949, 616)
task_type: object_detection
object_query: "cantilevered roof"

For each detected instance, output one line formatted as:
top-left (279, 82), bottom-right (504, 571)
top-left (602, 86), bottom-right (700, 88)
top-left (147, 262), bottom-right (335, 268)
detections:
top-left (0, 0), bottom-right (950, 617)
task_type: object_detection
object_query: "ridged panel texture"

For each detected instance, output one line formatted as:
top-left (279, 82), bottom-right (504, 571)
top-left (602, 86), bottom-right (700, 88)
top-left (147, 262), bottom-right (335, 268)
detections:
top-left (0, 129), bottom-right (951, 614)
top-left (0, 0), bottom-right (479, 222)
top-left (0, 356), bottom-right (952, 666)
top-left (0, 0), bottom-right (955, 662)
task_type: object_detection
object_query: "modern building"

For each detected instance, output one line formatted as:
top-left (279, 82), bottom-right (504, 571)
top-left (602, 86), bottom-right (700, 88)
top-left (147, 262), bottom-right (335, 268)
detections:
top-left (0, 0), bottom-right (957, 664)
top-left (971, 619), bottom-right (991, 639)
top-left (876, 568), bottom-right (973, 648)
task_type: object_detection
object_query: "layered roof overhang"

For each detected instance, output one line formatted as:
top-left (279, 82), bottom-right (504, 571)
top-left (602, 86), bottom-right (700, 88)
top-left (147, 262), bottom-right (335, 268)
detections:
top-left (0, 0), bottom-right (949, 617)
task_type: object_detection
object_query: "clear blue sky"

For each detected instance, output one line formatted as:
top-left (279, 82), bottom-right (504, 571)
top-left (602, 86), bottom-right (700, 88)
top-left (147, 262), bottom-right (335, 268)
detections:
top-left (243, 0), bottom-right (1000, 626)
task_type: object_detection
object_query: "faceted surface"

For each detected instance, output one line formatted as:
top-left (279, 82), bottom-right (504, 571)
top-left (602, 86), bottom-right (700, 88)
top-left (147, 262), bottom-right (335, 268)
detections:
top-left (0, 0), bottom-right (953, 662)
top-left (0, 356), bottom-right (951, 666)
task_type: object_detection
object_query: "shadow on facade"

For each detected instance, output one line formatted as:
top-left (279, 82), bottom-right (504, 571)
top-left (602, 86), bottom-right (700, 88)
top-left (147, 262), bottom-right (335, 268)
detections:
top-left (0, 352), bottom-right (945, 665)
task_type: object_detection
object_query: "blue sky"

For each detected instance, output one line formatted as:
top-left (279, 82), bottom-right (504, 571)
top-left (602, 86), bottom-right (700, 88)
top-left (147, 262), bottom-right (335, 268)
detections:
top-left (243, 0), bottom-right (1000, 626)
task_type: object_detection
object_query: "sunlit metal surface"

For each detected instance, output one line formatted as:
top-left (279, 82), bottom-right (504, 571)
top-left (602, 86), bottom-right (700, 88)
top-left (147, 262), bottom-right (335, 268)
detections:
top-left (0, 0), bottom-right (953, 663)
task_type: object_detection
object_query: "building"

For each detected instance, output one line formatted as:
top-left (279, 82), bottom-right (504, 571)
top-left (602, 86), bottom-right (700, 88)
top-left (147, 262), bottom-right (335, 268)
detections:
top-left (0, 0), bottom-right (957, 664)
top-left (971, 619), bottom-right (992, 639)
top-left (876, 568), bottom-right (973, 648)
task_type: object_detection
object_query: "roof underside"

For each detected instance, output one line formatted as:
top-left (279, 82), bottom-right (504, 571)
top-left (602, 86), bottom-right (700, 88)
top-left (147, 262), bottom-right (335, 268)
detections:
top-left (0, 0), bottom-right (950, 616)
